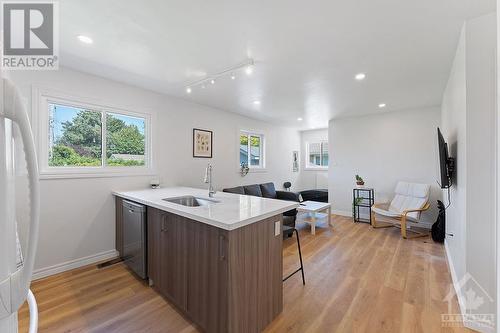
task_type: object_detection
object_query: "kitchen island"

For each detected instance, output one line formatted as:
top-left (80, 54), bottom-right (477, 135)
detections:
top-left (113, 187), bottom-right (298, 333)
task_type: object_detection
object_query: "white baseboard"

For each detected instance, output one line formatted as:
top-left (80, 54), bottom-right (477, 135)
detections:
top-left (332, 209), bottom-right (352, 217)
top-left (444, 240), bottom-right (466, 314)
top-left (466, 321), bottom-right (495, 333)
top-left (444, 241), bottom-right (494, 333)
top-left (32, 249), bottom-right (119, 281)
top-left (410, 221), bottom-right (432, 229)
top-left (331, 209), bottom-right (432, 229)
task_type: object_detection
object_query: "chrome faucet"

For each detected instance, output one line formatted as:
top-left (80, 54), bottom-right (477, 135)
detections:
top-left (204, 163), bottom-right (216, 198)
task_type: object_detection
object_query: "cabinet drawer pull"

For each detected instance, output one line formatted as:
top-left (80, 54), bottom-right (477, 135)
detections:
top-left (161, 215), bottom-right (167, 232)
top-left (219, 235), bottom-right (226, 261)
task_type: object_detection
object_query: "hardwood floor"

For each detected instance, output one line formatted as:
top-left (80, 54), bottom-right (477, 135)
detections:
top-left (18, 215), bottom-right (470, 333)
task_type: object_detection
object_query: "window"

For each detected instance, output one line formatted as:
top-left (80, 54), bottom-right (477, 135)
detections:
top-left (106, 113), bottom-right (146, 166)
top-left (37, 90), bottom-right (152, 177)
top-left (48, 103), bottom-right (146, 168)
top-left (307, 141), bottom-right (328, 168)
top-left (48, 104), bottom-right (103, 167)
top-left (240, 131), bottom-right (264, 168)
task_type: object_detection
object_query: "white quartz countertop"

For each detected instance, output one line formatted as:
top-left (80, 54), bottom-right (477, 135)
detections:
top-left (113, 187), bottom-right (299, 230)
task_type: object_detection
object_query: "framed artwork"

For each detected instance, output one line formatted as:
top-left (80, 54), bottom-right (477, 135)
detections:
top-left (292, 150), bottom-right (299, 172)
top-left (193, 128), bottom-right (213, 158)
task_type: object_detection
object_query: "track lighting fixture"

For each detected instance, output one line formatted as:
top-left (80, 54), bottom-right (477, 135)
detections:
top-left (185, 58), bottom-right (254, 93)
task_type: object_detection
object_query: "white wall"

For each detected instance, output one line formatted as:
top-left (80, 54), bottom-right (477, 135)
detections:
top-left (497, 5), bottom-right (500, 329)
top-left (441, 25), bottom-right (467, 288)
top-left (328, 107), bottom-right (441, 224)
top-left (441, 13), bottom-right (496, 332)
top-left (299, 129), bottom-right (328, 190)
top-left (10, 67), bottom-right (302, 277)
top-left (464, 14), bottom-right (496, 326)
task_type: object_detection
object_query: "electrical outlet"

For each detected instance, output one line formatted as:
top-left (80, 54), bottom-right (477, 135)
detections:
top-left (275, 221), bottom-right (281, 236)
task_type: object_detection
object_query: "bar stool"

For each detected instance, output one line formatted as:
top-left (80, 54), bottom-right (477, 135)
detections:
top-left (282, 225), bottom-right (305, 285)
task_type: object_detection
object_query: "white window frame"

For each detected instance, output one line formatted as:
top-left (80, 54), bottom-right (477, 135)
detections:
top-left (305, 141), bottom-right (328, 170)
top-left (34, 88), bottom-right (154, 179)
top-left (238, 129), bottom-right (266, 171)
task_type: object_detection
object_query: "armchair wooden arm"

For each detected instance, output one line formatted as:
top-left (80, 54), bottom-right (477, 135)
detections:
top-left (372, 202), bottom-right (390, 210)
top-left (402, 202), bottom-right (431, 216)
top-left (373, 202), bottom-right (430, 216)
top-left (371, 201), bottom-right (431, 239)
top-left (400, 201), bottom-right (430, 238)
top-left (370, 203), bottom-right (397, 229)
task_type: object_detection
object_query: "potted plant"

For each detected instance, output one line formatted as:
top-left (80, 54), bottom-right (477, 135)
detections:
top-left (352, 197), bottom-right (364, 217)
top-left (240, 162), bottom-right (250, 177)
top-left (355, 175), bottom-right (365, 186)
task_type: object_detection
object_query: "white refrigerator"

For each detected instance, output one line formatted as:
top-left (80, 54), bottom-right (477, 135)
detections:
top-left (0, 78), bottom-right (40, 333)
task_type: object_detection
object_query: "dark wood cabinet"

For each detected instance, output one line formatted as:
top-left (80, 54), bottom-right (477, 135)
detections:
top-left (147, 209), bottom-right (188, 311)
top-left (147, 206), bottom-right (160, 288)
top-left (186, 220), bottom-right (228, 333)
top-left (131, 202), bottom-right (283, 333)
top-left (148, 207), bottom-right (228, 332)
top-left (226, 214), bottom-right (283, 332)
top-left (165, 213), bottom-right (189, 311)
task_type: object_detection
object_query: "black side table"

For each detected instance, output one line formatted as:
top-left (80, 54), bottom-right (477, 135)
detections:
top-left (352, 188), bottom-right (375, 224)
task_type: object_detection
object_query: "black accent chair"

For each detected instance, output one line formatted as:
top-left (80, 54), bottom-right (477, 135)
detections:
top-left (223, 182), bottom-right (300, 234)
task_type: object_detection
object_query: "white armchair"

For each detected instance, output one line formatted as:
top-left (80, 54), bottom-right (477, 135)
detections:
top-left (371, 182), bottom-right (431, 239)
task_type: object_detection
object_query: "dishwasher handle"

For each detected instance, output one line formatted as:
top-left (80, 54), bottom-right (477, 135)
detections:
top-left (123, 200), bottom-right (146, 213)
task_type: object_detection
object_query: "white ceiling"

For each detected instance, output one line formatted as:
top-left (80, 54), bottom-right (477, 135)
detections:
top-left (60, 0), bottom-right (495, 129)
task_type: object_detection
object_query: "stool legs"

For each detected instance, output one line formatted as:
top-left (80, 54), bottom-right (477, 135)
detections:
top-left (295, 228), bottom-right (305, 285)
top-left (283, 228), bottom-right (305, 285)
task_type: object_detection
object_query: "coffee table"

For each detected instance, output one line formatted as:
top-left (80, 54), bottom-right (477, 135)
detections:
top-left (297, 201), bottom-right (332, 235)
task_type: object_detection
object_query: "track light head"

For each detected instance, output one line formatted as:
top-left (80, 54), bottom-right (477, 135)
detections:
top-left (245, 66), bottom-right (253, 75)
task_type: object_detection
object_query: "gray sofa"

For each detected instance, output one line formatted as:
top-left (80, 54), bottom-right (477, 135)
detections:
top-left (223, 182), bottom-right (300, 234)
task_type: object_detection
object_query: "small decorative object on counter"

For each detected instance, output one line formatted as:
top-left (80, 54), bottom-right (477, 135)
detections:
top-left (355, 174), bottom-right (365, 186)
top-left (240, 162), bottom-right (249, 177)
top-left (150, 178), bottom-right (160, 189)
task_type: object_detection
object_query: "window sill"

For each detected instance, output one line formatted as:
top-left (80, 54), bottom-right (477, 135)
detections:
top-left (304, 167), bottom-right (328, 171)
top-left (39, 168), bottom-right (157, 180)
top-left (237, 168), bottom-right (267, 174)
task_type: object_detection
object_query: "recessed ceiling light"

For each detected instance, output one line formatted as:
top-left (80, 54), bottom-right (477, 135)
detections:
top-left (378, 103), bottom-right (386, 108)
top-left (355, 73), bottom-right (366, 80)
top-left (297, 117), bottom-right (303, 121)
top-left (201, 84), bottom-right (206, 89)
top-left (210, 79), bottom-right (216, 84)
top-left (77, 35), bottom-right (93, 44)
top-left (231, 73), bottom-right (236, 80)
top-left (186, 87), bottom-right (192, 94)
top-left (245, 66), bottom-right (254, 75)
top-left (253, 100), bottom-right (261, 105)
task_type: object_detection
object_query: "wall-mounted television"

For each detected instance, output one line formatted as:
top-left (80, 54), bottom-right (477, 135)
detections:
top-left (437, 128), bottom-right (454, 189)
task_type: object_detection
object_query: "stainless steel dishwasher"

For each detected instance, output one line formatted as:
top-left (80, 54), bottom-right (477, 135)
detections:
top-left (122, 200), bottom-right (147, 279)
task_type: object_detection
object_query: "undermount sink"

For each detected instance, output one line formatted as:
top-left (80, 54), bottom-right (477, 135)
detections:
top-left (163, 195), bottom-right (219, 207)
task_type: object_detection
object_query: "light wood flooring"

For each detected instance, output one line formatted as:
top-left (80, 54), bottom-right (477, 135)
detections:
top-left (18, 215), bottom-right (470, 333)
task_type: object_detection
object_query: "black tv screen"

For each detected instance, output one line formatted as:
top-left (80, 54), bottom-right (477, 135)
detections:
top-left (437, 128), bottom-right (450, 188)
